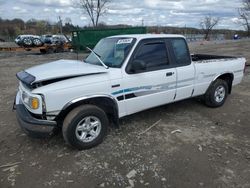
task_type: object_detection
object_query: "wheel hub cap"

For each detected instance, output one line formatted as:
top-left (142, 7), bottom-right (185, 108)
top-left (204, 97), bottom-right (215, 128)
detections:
top-left (214, 86), bottom-right (225, 103)
top-left (75, 116), bottom-right (101, 143)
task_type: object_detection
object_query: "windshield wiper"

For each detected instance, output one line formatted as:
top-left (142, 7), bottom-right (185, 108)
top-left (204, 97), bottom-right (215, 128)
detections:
top-left (86, 47), bottom-right (109, 69)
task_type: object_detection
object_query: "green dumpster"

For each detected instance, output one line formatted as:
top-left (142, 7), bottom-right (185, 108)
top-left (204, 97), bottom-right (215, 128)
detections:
top-left (72, 27), bottom-right (147, 51)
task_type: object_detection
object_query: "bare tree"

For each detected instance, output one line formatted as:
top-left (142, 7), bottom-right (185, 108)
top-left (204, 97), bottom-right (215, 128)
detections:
top-left (76, 0), bottom-right (110, 27)
top-left (65, 17), bottom-right (72, 24)
top-left (238, 0), bottom-right (250, 36)
top-left (58, 16), bottom-right (63, 34)
top-left (200, 15), bottom-right (220, 40)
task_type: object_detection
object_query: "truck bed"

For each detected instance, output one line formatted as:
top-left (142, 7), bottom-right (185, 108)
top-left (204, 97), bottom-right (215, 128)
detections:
top-left (191, 54), bottom-right (236, 62)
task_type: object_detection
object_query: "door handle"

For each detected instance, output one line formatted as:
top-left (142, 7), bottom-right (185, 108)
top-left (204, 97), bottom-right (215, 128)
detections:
top-left (166, 72), bottom-right (174, 77)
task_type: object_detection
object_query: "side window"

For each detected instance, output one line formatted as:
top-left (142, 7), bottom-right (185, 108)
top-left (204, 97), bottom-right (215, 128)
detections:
top-left (171, 39), bottom-right (190, 65)
top-left (131, 42), bottom-right (169, 72)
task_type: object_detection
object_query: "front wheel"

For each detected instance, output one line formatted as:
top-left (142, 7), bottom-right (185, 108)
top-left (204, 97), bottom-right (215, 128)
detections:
top-left (62, 105), bottom-right (108, 150)
top-left (204, 79), bottom-right (228, 107)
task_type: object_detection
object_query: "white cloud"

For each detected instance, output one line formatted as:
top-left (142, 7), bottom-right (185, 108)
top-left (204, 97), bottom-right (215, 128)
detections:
top-left (170, 10), bottom-right (189, 16)
top-left (80, 16), bottom-right (87, 20)
top-left (144, 0), bottom-right (160, 8)
top-left (58, 0), bottom-right (71, 6)
top-left (231, 17), bottom-right (240, 23)
top-left (12, 6), bottom-right (27, 13)
top-left (13, 6), bottom-right (21, 10)
top-left (55, 8), bottom-right (64, 13)
top-left (108, 8), bottom-right (142, 15)
top-left (20, 0), bottom-right (71, 7)
top-left (44, 8), bottom-right (50, 12)
top-left (0, 0), bottom-right (244, 30)
top-left (205, 0), bottom-right (220, 3)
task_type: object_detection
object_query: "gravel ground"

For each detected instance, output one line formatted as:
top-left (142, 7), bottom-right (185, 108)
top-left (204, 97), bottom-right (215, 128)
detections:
top-left (0, 42), bottom-right (19, 48)
top-left (0, 40), bottom-right (250, 188)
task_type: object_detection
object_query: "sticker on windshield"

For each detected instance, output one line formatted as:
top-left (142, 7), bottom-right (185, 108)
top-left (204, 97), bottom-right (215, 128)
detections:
top-left (117, 38), bottom-right (133, 44)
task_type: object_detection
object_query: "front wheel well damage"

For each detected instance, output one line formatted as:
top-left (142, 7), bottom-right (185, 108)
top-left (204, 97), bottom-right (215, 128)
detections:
top-left (56, 97), bottom-right (119, 128)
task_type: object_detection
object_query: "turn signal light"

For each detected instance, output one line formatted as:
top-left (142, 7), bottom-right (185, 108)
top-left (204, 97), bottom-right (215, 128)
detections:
top-left (30, 97), bottom-right (39, 109)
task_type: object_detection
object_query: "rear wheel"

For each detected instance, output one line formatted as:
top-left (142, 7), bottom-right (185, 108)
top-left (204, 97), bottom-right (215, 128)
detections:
top-left (62, 105), bottom-right (108, 150)
top-left (204, 79), bottom-right (228, 107)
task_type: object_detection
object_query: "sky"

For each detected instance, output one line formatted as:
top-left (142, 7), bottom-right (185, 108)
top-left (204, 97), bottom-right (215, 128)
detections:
top-left (0, 0), bottom-right (244, 30)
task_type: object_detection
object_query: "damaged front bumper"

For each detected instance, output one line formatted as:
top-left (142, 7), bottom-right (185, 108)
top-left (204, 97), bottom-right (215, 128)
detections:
top-left (14, 91), bottom-right (57, 138)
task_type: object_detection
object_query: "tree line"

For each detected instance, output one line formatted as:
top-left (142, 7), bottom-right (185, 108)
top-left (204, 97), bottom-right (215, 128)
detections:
top-left (0, 17), bottom-right (247, 42)
top-left (0, 18), bottom-right (79, 41)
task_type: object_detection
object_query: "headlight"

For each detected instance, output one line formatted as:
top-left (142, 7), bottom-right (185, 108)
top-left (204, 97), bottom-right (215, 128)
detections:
top-left (22, 91), bottom-right (40, 109)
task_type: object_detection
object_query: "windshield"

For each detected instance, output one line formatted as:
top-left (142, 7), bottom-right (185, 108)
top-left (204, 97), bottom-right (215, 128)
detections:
top-left (84, 37), bottom-right (136, 68)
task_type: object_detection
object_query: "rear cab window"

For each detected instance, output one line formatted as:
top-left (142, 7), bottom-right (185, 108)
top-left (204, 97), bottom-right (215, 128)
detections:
top-left (170, 38), bottom-right (191, 66)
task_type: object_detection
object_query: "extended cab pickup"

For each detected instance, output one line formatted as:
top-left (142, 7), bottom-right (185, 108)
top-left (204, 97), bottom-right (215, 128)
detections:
top-left (14, 34), bottom-right (246, 150)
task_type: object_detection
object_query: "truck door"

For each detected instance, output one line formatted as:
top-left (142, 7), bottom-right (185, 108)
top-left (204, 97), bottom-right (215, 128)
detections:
top-left (169, 38), bottom-right (195, 101)
top-left (120, 39), bottom-right (177, 115)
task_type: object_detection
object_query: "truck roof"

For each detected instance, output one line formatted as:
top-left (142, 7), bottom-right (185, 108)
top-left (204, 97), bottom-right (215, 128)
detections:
top-left (108, 34), bottom-right (185, 40)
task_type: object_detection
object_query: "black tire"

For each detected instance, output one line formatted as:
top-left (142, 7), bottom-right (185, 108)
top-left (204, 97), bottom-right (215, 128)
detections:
top-left (62, 105), bottom-right (108, 150)
top-left (33, 38), bottom-right (43, 47)
top-left (204, 79), bottom-right (229, 107)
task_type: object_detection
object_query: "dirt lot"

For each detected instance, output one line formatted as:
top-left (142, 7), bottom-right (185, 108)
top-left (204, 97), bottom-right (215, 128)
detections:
top-left (0, 40), bottom-right (250, 188)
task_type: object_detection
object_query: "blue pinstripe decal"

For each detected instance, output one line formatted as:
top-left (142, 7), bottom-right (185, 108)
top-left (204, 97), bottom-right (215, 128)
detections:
top-left (112, 78), bottom-right (194, 97)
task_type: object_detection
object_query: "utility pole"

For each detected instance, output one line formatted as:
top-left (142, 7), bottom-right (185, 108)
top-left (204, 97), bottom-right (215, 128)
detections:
top-left (58, 16), bottom-right (63, 34)
top-left (141, 19), bottom-right (144, 26)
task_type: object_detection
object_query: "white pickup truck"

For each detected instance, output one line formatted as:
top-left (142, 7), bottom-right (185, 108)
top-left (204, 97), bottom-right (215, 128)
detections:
top-left (14, 34), bottom-right (246, 150)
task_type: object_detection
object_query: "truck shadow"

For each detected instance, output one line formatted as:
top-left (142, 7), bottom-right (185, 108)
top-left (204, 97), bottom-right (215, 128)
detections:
top-left (119, 97), bottom-right (204, 127)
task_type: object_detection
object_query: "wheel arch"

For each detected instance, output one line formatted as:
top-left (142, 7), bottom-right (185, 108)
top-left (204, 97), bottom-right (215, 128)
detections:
top-left (211, 72), bottom-right (234, 94)
top-left (56, 95), bottom-right (119, 127)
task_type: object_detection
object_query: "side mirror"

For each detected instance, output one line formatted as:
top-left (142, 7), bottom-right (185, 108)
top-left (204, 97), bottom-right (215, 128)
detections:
top-left (129, 59), bottom-right (146, 73)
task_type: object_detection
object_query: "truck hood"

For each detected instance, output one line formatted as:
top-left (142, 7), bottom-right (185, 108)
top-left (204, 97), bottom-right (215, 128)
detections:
top-left (17, 59), bottom-right (108, 86)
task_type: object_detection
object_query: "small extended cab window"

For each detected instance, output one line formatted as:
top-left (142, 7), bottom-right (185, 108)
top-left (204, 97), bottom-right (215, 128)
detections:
top-left (171, 38), bottom-right (190, 65)
top-left (131, 41), bottom-right (169, 72)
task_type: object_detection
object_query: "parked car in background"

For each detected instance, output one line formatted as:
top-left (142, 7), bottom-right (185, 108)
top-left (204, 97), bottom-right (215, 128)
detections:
top-left (41, 34), bottom-right (53, 44)
top-left (233, 34), bottom-right (240, 40)
top-left (15, 34), bottom-right (70, 49)
top-left (15, 35), bottom-right (43, 47)
top-left (51, 35), bottom-right (69, 45)
top-left (41, 34), bottom-right (69, 45)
